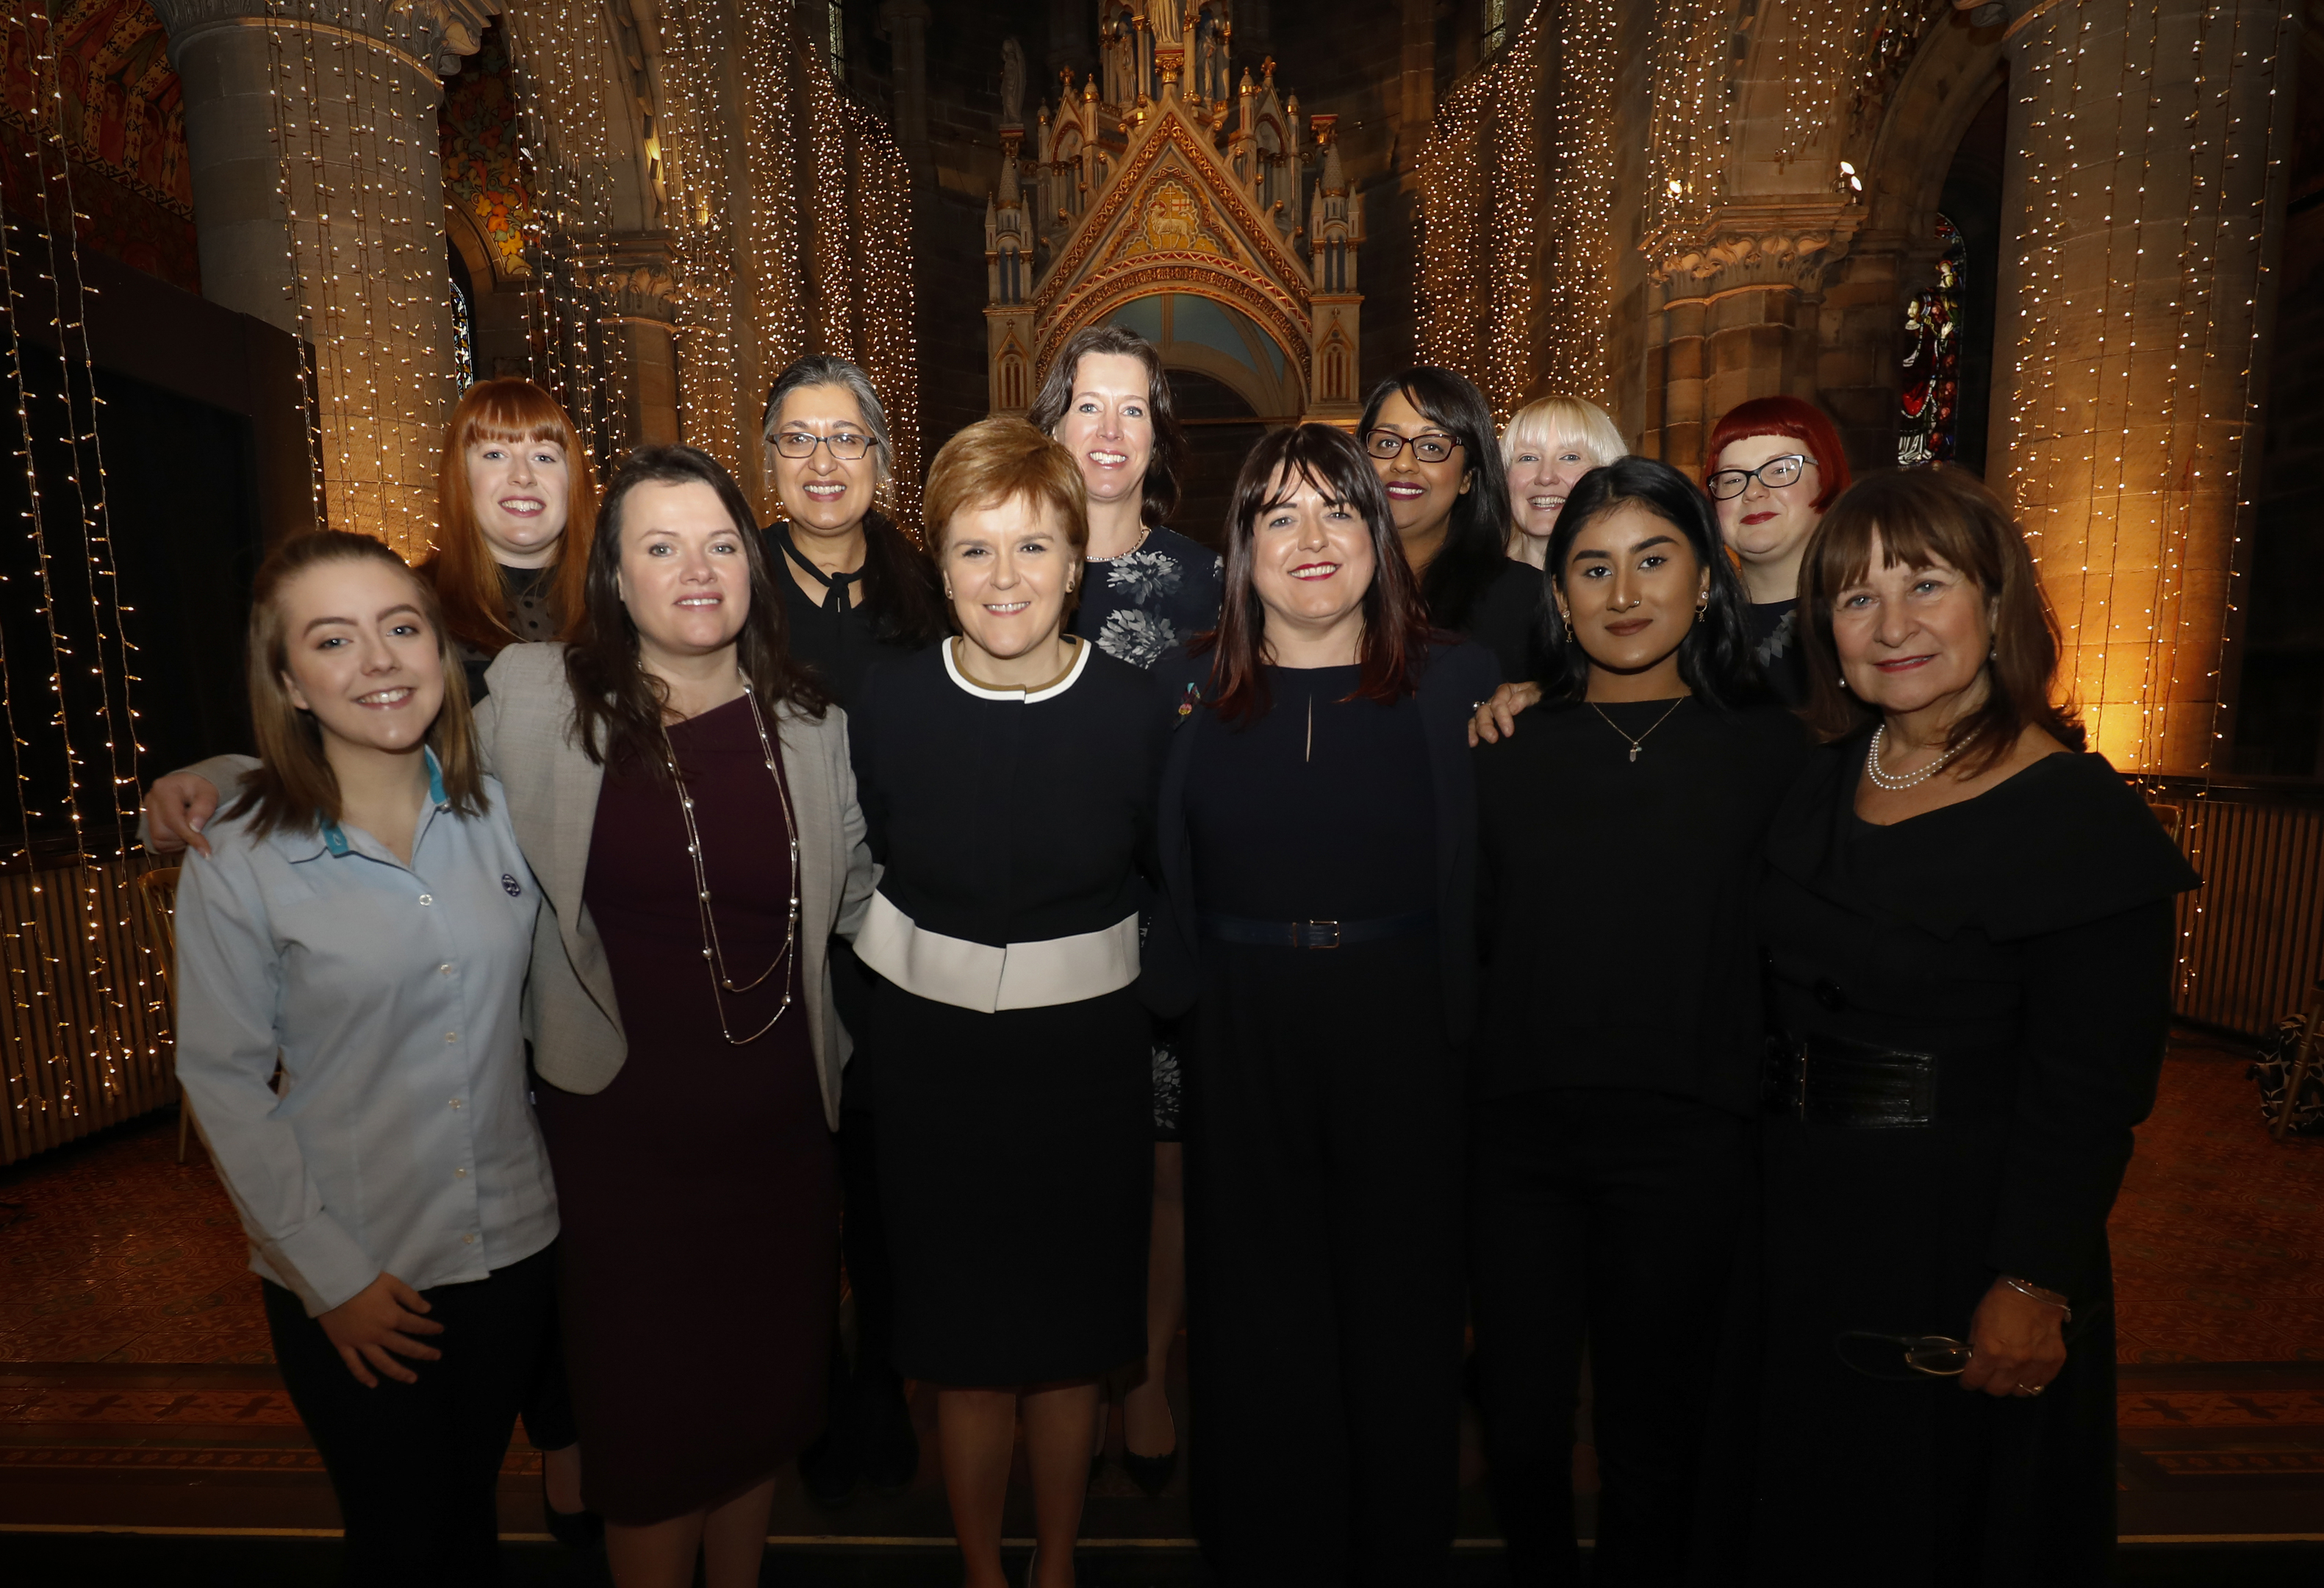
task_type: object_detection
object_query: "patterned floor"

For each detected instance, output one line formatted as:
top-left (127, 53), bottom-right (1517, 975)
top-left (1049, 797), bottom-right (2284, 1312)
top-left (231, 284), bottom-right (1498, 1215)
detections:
top-left (1, 1037), bottom-right (2317, 1548)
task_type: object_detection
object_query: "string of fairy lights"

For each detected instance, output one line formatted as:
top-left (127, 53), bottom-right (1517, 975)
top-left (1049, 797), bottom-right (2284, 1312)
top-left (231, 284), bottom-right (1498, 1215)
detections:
top-left (1538, 0), bottom-right (1615, 407)
top-left (0, 0), bottom-right (160, 1155)
top-left (657, 0), bottom-right (744, 476)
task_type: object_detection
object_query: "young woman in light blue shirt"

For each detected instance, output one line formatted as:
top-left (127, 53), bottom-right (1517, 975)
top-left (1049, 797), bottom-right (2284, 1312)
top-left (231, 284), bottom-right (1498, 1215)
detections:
top-left (173, 530), bottom-right (556, 1587)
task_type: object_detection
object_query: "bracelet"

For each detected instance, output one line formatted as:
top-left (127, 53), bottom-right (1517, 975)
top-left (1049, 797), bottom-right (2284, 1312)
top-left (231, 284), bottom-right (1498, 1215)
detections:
top-left (2000, 1275), bottom-right (2071, 1320)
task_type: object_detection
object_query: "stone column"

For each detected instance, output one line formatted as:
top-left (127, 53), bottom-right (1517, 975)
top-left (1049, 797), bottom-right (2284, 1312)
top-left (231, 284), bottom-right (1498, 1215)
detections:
top-left (1987, 0), bottom-right (2299, 773)
top-left (154, 0), bottom-right (493, 556)
top-left (587, 247), bottom-right (682, 448)
top-left (879, 1), bottom-right (932, 180)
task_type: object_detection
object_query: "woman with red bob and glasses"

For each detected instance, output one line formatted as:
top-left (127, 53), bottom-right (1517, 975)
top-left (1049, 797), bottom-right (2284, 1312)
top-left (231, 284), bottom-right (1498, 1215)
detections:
top-left (1700, 396), bottom-right (1852, 707)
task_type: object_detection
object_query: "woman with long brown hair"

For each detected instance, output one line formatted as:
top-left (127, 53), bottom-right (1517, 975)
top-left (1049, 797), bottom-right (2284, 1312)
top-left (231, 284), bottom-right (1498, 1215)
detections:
top-left (1744, 465), bottom-right (2196, 1581)
top-left (1148, 423), bottom-right (1497, 1585)
top-left (172, 532), bottom-right (556, 1585)
top-left (423, 378), bottom-right (600, 699)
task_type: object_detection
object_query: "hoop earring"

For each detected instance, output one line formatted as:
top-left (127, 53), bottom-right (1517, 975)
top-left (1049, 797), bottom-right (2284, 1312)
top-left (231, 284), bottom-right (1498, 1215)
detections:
top-left (1694, 598), bottom-right (1708, 618)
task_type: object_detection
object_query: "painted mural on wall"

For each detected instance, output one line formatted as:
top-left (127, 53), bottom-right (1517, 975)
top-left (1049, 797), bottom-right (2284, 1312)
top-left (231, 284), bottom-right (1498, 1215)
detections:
top-left (440, 23), bottom-right (534, 280)
top-left (0, 0), bottom-right (198, 293)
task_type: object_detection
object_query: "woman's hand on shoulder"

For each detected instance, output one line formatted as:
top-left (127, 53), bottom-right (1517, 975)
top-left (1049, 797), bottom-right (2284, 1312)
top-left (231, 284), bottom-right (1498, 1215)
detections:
top-left (1469, 681), bottom-right (1542, 748)
top-left (143, 771), bottom-right (225, 858)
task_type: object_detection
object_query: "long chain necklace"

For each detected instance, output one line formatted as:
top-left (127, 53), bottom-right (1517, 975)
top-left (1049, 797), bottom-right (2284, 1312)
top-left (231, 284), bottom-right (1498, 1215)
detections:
top-left (1865, 723), bottom-right (1981, 792)
top-left (1590, 697), bottom-right (1688, 763)
top-left (659, 684), bottom-right (801, 1045)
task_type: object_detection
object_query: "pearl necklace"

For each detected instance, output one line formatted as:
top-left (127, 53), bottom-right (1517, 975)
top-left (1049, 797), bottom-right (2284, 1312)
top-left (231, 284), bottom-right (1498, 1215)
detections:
top-left (660, 686), bottom-right (801, 1045)
top-left (1865, 723), bottom-right (1979, 792)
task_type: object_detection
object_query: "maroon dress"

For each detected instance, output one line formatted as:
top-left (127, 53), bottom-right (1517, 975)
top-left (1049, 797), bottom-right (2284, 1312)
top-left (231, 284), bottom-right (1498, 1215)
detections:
top-left (534, 696), bottom-right (840, 1524)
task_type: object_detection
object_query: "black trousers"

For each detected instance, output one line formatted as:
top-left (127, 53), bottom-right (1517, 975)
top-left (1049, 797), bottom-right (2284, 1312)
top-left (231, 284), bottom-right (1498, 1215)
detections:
top-left (1184, 951), bottom-right (1467, 1587)
top-left (1469, 1089), bottom-right (1752, 1587)
top-left (265, 1245), bottom-right (556, 1587)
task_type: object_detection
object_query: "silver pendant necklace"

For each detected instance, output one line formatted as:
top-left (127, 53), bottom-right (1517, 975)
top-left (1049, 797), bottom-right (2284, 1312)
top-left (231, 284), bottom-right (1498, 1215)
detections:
top-left (659, 682), bottom-right (802, 1045)
top-left (1590, 698), bottom-right (1688, 763)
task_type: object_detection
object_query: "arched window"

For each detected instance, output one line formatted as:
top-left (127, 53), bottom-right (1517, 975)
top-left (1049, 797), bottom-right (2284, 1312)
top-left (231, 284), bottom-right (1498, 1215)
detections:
top-left (1898, 213), bottom-right (1965, 466)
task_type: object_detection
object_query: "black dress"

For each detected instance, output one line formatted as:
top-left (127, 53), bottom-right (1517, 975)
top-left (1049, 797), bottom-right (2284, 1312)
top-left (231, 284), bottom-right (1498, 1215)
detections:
top-left (1744, 740), bottom-right (2198, 1584)
top-left (532, 698), bottom-right (841, 1523)
top-left (1155, 642), bottom-right (1498, 1588)
top-left (1744, 599), bottom-right (1809, 707)
top-left (1469, 697), bottom-right (1809, 1584)
top-left (1468, 556), bottom-right (1547, 684)
top-left (765, 512), bottom-right (943, 707)
top-left (847, 640), bottom-right (1168, 1385)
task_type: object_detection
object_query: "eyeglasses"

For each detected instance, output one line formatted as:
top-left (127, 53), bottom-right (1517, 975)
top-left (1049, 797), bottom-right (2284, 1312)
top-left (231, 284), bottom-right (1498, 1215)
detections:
top-left (1363, 430), bottom-right (1462, 465)
top-left (770, 430), bottom-right (874, 461)
top-left (1706, 454), bottom-right (1813, 500)
top-left (1834, 1331), bottom-right (1973, 1381)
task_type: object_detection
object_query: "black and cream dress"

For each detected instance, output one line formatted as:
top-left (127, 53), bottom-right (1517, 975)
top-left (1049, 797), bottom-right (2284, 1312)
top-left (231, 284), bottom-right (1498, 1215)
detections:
top-left (846, 639), bottom-right (1170, 1384)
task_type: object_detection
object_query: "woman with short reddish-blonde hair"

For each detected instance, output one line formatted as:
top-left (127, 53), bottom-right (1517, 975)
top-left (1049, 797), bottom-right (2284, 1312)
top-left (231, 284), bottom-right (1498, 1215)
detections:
top-left (424, 379), bottom-right (600, 698)
top-left (844, 418), bottom-right (1169, 1588)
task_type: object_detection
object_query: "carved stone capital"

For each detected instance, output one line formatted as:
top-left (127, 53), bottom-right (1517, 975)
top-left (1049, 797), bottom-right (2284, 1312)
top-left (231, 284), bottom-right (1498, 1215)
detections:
top-left (578, 235), bottom-right (680, 323)
top-left (1645, 206), bottom-right (1861, 293)
top-left (151, 0), bottom-right (498, 78)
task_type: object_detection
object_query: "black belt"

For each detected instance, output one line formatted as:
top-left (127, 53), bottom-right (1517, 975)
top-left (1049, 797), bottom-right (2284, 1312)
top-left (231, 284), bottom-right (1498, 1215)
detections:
top-left (1763, 1031), bottom-right (1940, 1128)
top-left (1199, 909), bottom-right (1435, 950)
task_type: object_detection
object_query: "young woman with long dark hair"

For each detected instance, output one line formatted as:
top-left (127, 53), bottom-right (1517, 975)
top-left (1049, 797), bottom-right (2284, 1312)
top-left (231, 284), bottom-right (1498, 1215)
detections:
top-left (1149, 423), bottom-right (1497, 1586)
top-left (1467, 457), bottom-right (1809, 1584)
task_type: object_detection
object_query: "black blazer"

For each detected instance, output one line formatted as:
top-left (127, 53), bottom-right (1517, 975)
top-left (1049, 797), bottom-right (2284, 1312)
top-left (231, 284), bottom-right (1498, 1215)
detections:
top-left (1144, 639), bottom-right (1497, 1045)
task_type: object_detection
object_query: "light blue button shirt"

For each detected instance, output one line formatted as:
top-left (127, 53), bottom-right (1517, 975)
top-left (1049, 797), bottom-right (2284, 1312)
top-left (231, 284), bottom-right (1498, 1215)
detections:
top-left (173, 754), bottom-right (557, 1316)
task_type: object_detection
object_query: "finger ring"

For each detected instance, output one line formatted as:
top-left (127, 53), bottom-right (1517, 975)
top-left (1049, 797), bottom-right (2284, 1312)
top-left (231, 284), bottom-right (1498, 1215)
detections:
top-left (2025, 1384), bottom-right (2045, 1397)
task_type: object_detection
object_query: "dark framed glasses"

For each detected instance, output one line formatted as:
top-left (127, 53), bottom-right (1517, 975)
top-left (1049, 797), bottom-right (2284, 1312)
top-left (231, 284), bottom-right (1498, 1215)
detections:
top-left (1363, 430), bottom-right (1462, 465)
top-left (770, 430), bottom-right (874, 461)
top-left (1706, 453), bottom-right (1812, 500)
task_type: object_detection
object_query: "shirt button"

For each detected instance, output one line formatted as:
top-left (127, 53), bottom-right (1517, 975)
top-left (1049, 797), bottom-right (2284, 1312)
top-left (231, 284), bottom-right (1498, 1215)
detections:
top-left (418, 894), bottom-right (434, 906)
top-left (448, 1098), bottom-right (464, 1109)
top-left (462, 1233), bottom-right (477, 1245)
top-left (439, 964), bottom-right (455, 977)
top-left (454, 1167), bottom-right (468, 1178)
top-left (445, 1031), bottom-right (458, 1044)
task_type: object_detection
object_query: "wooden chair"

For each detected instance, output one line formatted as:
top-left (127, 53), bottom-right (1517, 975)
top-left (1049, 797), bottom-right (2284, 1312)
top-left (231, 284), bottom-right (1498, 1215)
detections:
top-left (132, 866), bottom-right (191, 1161)
top-left (2273, 975), bottom-right (2324, 1142)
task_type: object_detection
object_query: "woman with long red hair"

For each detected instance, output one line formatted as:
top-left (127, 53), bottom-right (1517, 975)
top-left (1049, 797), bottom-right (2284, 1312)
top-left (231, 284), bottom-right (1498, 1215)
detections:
top-left (424, 379), bottom-right (600, 701)
top-left (1147, 423), bottom-right (1497, 1585)
top-left (423, 377), bottom-right (600, 1545)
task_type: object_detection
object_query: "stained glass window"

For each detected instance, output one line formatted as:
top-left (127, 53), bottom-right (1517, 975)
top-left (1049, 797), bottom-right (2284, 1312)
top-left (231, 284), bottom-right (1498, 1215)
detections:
top-left (1898, 212), bottom-right (1965, 466)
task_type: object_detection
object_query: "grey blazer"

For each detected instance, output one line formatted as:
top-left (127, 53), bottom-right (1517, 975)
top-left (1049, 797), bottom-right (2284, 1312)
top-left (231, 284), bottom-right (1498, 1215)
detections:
top-left (170, 644), bottom-right (876, 1129)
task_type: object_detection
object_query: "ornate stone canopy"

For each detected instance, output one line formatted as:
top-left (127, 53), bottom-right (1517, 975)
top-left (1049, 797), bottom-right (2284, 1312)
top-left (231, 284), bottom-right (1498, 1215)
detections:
top-left (983, 4), bottom-right (1361, 423)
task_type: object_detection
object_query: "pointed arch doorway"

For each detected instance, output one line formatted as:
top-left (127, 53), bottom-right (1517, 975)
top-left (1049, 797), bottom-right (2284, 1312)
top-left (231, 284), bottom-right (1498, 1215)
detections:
top-left (1107, 293), bottom-right (1299, 550)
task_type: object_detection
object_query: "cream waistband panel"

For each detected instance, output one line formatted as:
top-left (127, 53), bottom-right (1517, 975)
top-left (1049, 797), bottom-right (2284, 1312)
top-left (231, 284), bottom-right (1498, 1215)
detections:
top-left (853, 890), bottom-right (1140, 1014)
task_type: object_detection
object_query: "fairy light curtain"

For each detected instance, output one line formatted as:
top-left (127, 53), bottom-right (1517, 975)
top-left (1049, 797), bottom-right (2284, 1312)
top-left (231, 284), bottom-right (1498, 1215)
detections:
top-left (0, 1), bottom-right (170, 1164)
top-left (1419, 1), bottom-right (1613, 420)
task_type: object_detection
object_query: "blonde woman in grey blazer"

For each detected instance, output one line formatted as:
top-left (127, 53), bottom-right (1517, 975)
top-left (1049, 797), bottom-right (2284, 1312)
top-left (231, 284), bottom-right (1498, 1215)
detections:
top-left (145, 448), bottom-right (875, 1588)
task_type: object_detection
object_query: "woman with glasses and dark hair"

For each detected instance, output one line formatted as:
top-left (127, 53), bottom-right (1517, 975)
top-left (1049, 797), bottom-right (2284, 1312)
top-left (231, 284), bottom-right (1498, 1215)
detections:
top-left (1147, 423), bottom-right (1498, 1585)
top-left (1025, 323), bottom-right (1222, 1494)
top-left (1357, 367), bottom-right (1512, 637)
top-left (761, 356), bottom-right (949, 707)
top-left (1467, 457), bottom-right (1808, 1585)
top-left (1742, 465), bottom-right (2195, 1583)
top-left (1702, 396), bottom-right (1853, 706)
top-left (760, 356), bottom-right (944, 1507)
top-left (142, 446), bottom-right (878, 1588)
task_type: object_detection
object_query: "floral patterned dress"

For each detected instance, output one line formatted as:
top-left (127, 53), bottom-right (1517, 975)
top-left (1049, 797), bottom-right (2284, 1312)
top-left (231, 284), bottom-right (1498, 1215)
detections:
top-left (1071, 523), bottom-right (1224, 1137)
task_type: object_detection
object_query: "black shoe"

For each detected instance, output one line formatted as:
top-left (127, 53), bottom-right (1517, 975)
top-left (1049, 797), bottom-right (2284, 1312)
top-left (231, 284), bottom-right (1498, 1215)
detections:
top-left (539, 1462), bottom-right (603, 1550)
top-left (1119, 1443), bottom-right (1177, 1498)
top-left (800, 1424), bottom-right (862, 1508)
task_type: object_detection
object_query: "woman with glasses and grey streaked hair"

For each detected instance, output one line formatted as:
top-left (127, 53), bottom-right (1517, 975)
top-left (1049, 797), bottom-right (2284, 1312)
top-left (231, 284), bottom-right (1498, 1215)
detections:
top-left (760, 356), bottom-right (949, 708)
